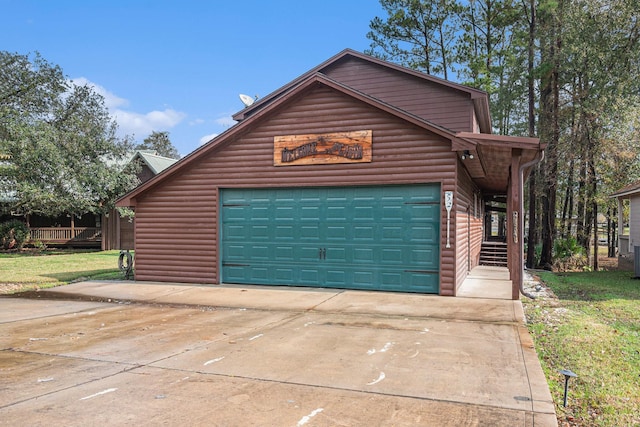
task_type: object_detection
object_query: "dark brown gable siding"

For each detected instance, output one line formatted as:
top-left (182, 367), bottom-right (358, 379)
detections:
top-left (133, 85), bottom-right (458, 294)
top-left (323, 57), bottom-right (473, 133)
top-left (138, 164), bottom-right (155, 184)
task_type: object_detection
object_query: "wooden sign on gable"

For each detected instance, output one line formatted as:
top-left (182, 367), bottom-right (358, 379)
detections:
top-left (274, 130), bottom-right (372, 166)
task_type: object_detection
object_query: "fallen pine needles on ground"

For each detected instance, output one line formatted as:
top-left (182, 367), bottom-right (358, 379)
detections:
top-left (522, 270), bottom-right (640, 426)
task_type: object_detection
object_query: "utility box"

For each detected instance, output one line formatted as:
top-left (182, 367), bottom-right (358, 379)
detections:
top-left (635, 246), bottom-right (640, 278)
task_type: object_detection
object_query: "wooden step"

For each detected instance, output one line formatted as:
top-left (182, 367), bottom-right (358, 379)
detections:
top-left (479, 241), bottom-right (508, 267)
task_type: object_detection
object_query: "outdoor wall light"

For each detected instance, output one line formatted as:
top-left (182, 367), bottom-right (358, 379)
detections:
top-left (461, 150), bottom-right (474, 160)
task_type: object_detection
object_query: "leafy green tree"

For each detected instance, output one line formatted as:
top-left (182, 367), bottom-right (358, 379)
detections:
top-left (367, 0), bottom-right (528, 136)
top-left (136, 131), bottom-right (180, 159)
top-left (367, 0), bottom-right (640, 270)
top-left (366, 0), bottom-right (461, 80)
top-left (0, 51), bottom-right (138, 218)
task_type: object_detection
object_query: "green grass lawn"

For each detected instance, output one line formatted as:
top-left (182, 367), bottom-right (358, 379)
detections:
top-left (523, 270), bottom-right (640, 426)
top-left (0, 249), bottom-right (126, 292)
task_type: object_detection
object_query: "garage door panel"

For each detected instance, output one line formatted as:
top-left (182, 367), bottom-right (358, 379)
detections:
top-left (382, 205), bottom-right (403, 221)
top-left (381, 248), bottom-right (404, 264)
top-left (381, 225), bottom-right (403, 241)
top-left (327, 225), bottom-right (348, 240)
top-left (251, 245), bottom-right (270, 260)
top-left (353, 225), bottom-right (375, 240)
top-left (300, 205), bottom-right (320, 220)
top-left (250, 225), bottom-right (269, 239)
top-left (275, 206), bottom-right (295, 220)
top-left (300, 225), bottom-right (321, 240)
top-left (410, 225), bottom-right (438, 241)
top-left (274, 246), bottom-right (295, 261)
top-left (380, 272), bottom-right (402, 287)
top-left (326, 247), bottom-right (346, 261)
top-left (300, 268), bottom-right (321, 284)
top-left (275, 268), bottom-right (294, 282)
top-left (411, 248), bottom-right (439, 266)
top-left (225, 244), bottom-right (247, 260)
top-left (353, 206), bottom-right (374, 221)
top-left (299, 245), bottom-right (322, 262)
top-left (223, 224), bottom-right (247, 239)
top-left (221, 185), bottom-right (440, 293)
top-left (327, 205), bottom-right (347, 221)
top-left (405, 273), bottom-right (439, 292)
top-left (275, 225), bottom-right (294, 239)
top-left (353, 247), bottom-right (374, 262)
top-left (326, 269), bottom-right (347, 286)
top-left (353, 271), bottom-right (375, 286)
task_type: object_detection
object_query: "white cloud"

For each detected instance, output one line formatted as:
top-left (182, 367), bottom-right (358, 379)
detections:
top-left (215, 116), bottom-right (236, 128)
top-left (199, 133), bottom-right (218, 145)
top-left (114, 109), bottom-right (186, 138)
top-left (70, 77), bottom-right (128, 109)
top-left (189, 118), bottom-right (205, 126)
top-left (70, 77), bottom-right (186, 139)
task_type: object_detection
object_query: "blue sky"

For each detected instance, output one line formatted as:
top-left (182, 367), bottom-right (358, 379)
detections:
top-left (2, 0), bottom-right (386, 156)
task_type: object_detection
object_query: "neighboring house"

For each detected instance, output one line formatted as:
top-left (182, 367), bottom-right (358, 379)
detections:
top-left (102, 150), bottom-right (178, 250)
top-left (116, 49), bottom-right (544, 299)
top-left (0, 150), bottom-right (176, 248)
top-left (611, 180), bottom-right (640, 257)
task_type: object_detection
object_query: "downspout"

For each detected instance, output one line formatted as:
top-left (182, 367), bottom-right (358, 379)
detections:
top-left (519, 149), bottom-right (545, 299)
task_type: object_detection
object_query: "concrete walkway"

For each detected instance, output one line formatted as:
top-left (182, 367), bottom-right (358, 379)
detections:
top-left (24, 271), bottom-right (557, 426)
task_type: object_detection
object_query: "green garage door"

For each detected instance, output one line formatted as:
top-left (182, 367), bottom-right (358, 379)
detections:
top-left (221, 185), bottom-right (440, 293)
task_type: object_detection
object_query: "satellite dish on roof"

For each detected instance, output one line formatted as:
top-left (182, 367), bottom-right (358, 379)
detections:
top-left (239, 93), bottom-right (255, 107)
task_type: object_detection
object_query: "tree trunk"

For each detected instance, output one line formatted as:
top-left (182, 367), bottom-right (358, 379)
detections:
top-left (588, 155), bottom-right (598, 269)
top-left (539, 10), bottom-right (561, 269)
top-left (527, 169), bottom-right (537, 268)
top-left (576, 158), bottom-right (587, 248)
top-left (567, 175), bottom-right (574, 239)
top-left (560, 159), bottom-right (574, 238)
top-left (525, 0), bottom-right (537, 269)
top-left (593, 201), bottom-right (598, 270)
top-left (607, 206), bottom-right (616, 258)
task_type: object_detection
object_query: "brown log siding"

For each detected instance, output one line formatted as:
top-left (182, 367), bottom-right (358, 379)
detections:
top-left (133, 86), bottom-right (458, 294)
top-left (454, 164), bottom-right (483, 291)
top-left (324, 57), bottom-right (474, 132)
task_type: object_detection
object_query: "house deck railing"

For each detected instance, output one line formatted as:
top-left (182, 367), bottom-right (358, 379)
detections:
top-left (29, 227), bottom-right (101, 245)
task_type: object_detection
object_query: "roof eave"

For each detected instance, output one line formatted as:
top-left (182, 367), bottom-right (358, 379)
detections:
top-left (116, 73), bottom-right (461, 208)
top-left (455, 132), bottom-right (543, 150)
top-left (232, 48), bottom-right (491, 124)
top-left (611, 188), bottom-right (640, 199)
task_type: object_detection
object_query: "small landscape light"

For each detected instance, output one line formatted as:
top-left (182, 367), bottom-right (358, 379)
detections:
top-left (559, 369), bottom-right (577, 407)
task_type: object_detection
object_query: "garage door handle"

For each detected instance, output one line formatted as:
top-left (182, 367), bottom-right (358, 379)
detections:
top-left (319, 248), bottom-right (326, 260)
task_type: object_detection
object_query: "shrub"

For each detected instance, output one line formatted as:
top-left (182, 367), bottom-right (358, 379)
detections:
top-left (553, 237), bottom-right (588, 272)
top-left (553, 236), bottom-right (584, 258)
top-left (0, 220), bottom-right (30, 250)
top-left (30, 239), bottom-right (47, 251)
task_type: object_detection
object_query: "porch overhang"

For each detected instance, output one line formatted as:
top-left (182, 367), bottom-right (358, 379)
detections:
top-left (454, 132), bottom-right (544, 194)
top-left (454, 132), bottom-right (545, 300)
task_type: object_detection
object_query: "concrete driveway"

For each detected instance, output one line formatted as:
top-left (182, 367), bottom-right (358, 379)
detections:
top-left (0, 281), bottom-right (556, 426)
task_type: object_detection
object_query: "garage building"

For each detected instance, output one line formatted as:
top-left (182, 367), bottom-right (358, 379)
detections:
top-left (116, 49), bottom-right (543, 299)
